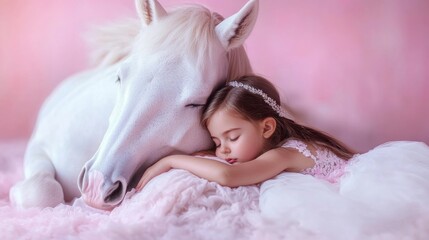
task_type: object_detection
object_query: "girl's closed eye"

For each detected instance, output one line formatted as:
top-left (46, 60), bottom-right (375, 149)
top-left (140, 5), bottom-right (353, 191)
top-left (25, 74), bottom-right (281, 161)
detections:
top-left (229, 136), bottom-right (239, 142)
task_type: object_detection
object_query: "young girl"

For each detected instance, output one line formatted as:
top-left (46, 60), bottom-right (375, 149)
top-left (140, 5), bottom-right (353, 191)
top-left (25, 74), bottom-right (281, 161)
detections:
top-left (136, 75), bottom-right (357, 189)
top-left (136, 74), bottom-right (429, 237)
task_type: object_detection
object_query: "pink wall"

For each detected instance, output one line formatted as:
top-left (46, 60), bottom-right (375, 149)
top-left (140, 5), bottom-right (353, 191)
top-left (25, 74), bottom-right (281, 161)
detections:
top-left (1, 0), bottom-right (428, 152)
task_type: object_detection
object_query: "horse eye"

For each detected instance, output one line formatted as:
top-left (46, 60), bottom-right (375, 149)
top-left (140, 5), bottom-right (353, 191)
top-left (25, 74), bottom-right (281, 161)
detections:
top-left (185, 103), bottom-right (205, 108)
top-left (115, 76), bottom-right (121, 84)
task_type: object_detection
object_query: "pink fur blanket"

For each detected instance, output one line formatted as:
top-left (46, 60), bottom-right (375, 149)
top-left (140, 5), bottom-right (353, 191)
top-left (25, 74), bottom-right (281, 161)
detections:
top-left (0, 140), bottom-right (281, 239)
top-left (2, 140), bottom-right (429, 240)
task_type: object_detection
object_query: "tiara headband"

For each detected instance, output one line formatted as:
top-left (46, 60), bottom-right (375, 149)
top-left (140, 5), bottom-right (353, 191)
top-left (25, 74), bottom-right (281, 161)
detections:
top-left (227, 81), bottom-right (289, 119)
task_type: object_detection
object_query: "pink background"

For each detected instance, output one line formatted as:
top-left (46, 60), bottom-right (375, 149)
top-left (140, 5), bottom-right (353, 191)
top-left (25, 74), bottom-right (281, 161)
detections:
top-left (1, 0), bottom-right (428, 152)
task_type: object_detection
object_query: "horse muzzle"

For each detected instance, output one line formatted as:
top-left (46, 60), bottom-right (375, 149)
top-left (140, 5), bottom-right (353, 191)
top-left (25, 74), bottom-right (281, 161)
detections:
top-left (78, 164), bottom-right (127, 210)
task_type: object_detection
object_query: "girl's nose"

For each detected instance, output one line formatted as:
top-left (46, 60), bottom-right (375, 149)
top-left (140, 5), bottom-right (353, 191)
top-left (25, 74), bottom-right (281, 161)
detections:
top-left (220, 144), bottom-right (230, 154)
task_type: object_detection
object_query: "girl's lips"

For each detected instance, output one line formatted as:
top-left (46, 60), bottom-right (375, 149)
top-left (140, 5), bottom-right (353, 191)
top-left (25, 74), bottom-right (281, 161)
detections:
top-left (226, 158), bottom-right (237, 164)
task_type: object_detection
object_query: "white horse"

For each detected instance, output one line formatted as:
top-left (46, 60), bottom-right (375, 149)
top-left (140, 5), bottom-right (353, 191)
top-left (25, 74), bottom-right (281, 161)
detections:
top-left (10, 0), bottom-right (258, 210)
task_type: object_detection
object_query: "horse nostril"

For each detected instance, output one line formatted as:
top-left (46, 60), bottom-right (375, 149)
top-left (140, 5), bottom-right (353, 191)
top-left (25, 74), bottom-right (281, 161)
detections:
top-left (77, 166), bottom-right (87, 192)
top-left (103, 180), bottom-right (126, 205)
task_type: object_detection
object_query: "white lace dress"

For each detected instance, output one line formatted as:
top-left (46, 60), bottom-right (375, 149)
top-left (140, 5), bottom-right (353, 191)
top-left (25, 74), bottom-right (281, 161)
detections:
top-left (259, 139), bottom-right (429, 239)
top-left (281, 139), bottom-right (348, 183)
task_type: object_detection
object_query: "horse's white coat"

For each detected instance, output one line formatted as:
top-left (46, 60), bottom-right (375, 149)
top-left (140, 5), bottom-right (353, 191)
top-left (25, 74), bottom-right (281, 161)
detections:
top-left (10, 0), bottom-right (258, 210)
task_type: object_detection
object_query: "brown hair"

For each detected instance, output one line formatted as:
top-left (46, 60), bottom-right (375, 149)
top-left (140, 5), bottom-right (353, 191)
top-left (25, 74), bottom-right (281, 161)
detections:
top-left (201, 75), bottom-right (355, 160)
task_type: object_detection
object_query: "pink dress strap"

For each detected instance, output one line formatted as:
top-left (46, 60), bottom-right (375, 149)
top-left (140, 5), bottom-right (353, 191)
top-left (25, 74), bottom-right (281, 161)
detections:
top-left (281, 139), bottom-right (348, 183)
top-left (282, 139), bottom-right (317, 162)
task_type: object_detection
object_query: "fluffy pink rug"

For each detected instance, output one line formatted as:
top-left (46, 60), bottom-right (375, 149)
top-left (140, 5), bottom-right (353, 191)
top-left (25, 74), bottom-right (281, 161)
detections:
top-left (0, 140), bottom-right (301, 240)
top-left (2, 140), bottom-right (429, 240)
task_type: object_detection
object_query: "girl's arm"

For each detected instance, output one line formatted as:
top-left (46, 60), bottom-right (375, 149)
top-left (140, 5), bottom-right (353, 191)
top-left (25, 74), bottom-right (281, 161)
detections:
top-left (192, 150), bottom-right (216, 157)
top-left (137, 147), bottom-right (299, 190)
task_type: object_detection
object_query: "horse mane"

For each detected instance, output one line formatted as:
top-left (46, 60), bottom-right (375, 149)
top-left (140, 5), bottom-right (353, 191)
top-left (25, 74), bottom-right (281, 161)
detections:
top-left (86, 4), bottom-right (252, 80)
top-left (225, 36), bottom-right (253, 81)
top-left (85, 18), bottom-right (140, 68)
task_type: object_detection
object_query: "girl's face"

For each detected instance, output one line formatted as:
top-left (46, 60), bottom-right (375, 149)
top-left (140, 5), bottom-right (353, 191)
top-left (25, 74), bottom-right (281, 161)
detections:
top-left (206, 108), bottom-right (268, 164)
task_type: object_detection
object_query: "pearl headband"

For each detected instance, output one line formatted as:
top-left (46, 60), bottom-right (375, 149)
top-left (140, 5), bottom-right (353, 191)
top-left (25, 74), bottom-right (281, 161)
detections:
top-left (227, 81), bottom-right (289, 119)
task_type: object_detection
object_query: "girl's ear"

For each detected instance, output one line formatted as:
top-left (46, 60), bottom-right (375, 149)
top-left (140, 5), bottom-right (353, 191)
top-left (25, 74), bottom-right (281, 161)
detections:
top-left (261, 117), bottom-right (276, 139)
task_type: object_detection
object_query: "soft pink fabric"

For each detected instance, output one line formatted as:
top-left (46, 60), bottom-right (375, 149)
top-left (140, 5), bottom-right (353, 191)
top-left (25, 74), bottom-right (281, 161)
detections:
top-left (0, 141), bottom-right (305, 239)
top-left (2, 141), bottom-right (429, 239)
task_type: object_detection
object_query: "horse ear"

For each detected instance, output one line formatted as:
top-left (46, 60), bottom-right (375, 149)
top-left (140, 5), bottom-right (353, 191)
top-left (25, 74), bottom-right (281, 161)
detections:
top-left (215, 0), bottom-right (259, 51)
top-left (135, 0), bottom-right (167, 26)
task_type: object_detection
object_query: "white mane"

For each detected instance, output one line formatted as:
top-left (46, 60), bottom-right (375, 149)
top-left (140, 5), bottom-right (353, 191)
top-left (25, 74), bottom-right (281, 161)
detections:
top-left (87, 5), bottom-right (252, 80)
top-left (85, 19), bottom-right (141, 68)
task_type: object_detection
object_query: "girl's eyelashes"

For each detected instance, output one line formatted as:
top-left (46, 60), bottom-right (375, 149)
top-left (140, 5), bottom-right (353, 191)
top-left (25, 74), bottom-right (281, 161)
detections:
top-left (212, 133), bottom-right (240, 148)
top-left (214, 136), bottom-right (239, 148)
top-left (229, 136), bottom-right (239, 142)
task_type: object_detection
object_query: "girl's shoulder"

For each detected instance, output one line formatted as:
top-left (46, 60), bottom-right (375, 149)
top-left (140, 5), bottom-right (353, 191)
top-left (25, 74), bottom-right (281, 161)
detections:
top-left (278, 139), bottom-right (317, 160)
top-left (264, 139), bottom-right (317, 173)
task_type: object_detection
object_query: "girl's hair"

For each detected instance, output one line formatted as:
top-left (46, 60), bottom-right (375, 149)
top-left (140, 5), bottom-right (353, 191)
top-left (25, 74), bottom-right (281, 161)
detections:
top-left (201, 75), bottom-right (356, 160)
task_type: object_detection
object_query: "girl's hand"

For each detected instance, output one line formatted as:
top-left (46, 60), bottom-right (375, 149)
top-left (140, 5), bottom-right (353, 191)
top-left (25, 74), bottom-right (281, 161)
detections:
top-left (136, 157), bottom-right (172, 191)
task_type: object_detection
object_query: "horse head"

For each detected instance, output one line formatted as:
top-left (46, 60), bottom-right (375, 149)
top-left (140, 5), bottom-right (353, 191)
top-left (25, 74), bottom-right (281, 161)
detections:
top-left (77, 0), bottom-right (258, 210)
